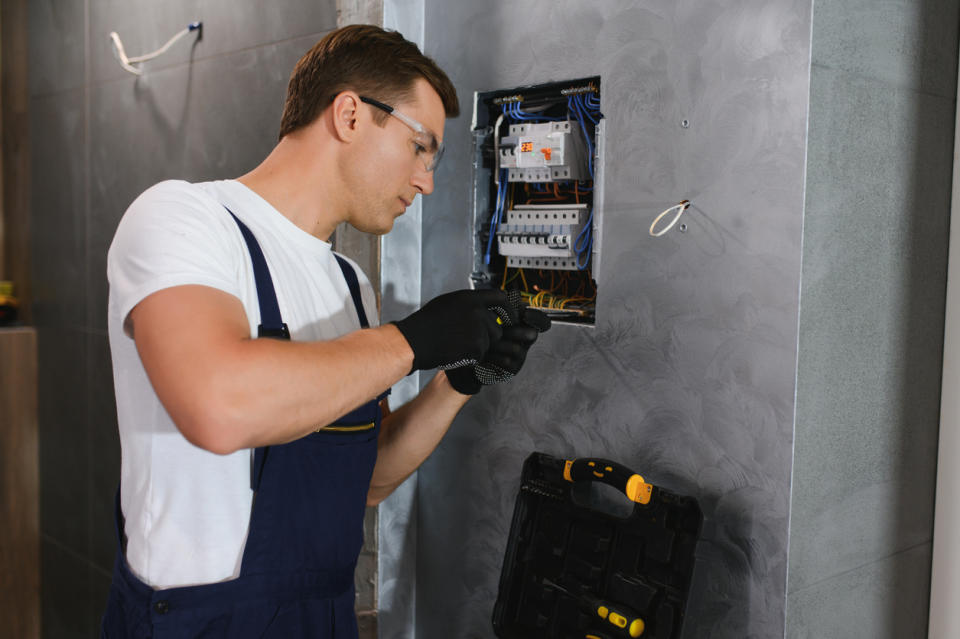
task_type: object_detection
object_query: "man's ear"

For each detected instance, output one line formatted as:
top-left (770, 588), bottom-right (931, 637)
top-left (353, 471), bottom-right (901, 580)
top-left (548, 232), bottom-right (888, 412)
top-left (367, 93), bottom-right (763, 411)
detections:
top-left (331, 91), bottom-right (362, 143)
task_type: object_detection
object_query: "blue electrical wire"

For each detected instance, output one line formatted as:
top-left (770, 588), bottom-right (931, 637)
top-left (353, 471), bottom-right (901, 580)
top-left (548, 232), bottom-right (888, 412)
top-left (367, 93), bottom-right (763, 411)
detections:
top-left (575, 93), bottom-right (598, 126)
top-left (568, 96), bottom-right (594, 178)
top-left (566, 93), bottom-right (603, 270)
top-left (574, 210), bottom-right (593, 270)
top-left (584, 91), bottom-right (601, 111)
top-left (485, 170), bottom-right (509, 265)
top-left (504, 100), bottom-right (565, 122)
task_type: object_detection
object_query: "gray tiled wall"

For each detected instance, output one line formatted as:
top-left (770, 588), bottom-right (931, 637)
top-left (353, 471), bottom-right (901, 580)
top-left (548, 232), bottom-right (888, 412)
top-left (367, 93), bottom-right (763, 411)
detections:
top-left (786, 0), bottom-right (960, 637)
top-left (27, 2), bottom-right (337, 637)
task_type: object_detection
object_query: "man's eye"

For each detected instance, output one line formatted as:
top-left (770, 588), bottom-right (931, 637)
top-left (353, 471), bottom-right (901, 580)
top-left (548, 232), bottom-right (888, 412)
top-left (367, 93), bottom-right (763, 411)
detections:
top-left (413, 142), bottom-right (427, 155)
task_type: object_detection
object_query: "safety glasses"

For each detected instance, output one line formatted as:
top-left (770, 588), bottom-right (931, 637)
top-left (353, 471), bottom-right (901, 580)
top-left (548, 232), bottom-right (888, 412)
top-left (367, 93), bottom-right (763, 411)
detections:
top-left (360, 96), bottom-right (445, 172)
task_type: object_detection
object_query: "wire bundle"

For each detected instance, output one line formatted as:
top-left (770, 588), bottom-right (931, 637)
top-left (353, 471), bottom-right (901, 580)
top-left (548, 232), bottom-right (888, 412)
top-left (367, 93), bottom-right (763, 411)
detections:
top-left (566, 92), bottom-right (601, 270)
top-left (485, 169), bottom-right (510, 265)
top-left (503, 101), bottom-right (564, 121)
top-left (502, 265), bottom-right (597, 317)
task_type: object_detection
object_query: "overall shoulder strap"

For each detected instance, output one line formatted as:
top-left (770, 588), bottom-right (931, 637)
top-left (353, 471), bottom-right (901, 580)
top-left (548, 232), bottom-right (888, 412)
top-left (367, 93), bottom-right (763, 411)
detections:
top-left (333, 254), bottom-right (370, 329)
top-left (225, 207), bottom-right (290, 340)
top-left (225, 206), bottom-right (287, 491)
top-left (332, 255), bottom-right (390, 404)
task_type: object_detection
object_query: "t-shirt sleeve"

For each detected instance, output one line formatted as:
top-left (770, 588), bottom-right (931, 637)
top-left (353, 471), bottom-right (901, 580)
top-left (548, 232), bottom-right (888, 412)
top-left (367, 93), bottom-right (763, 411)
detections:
top-left (107, 180), bottom-right (244, 337)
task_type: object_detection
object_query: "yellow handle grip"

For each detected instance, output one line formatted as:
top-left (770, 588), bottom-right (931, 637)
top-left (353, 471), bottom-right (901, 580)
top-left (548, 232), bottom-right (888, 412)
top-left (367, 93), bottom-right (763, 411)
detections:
top-left (563, 458), bottom-right (653, 505)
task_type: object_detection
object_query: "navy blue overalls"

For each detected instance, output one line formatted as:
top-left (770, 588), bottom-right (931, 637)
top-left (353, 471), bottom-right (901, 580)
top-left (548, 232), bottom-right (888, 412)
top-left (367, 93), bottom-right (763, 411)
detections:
top-left (102, 209), bottom-right (386, 638)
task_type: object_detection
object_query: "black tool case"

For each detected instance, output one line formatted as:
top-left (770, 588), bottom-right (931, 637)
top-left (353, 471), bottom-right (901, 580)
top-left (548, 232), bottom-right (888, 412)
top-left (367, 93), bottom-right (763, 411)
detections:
top-left (492, 452), bottom-right (702, 639)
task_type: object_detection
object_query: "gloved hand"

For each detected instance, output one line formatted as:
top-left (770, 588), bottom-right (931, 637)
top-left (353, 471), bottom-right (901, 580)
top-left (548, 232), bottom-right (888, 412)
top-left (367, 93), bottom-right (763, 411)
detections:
top-left (391, 289), bottom-right (514, 372)
top-left (445, 296), bottom-right (551, 395)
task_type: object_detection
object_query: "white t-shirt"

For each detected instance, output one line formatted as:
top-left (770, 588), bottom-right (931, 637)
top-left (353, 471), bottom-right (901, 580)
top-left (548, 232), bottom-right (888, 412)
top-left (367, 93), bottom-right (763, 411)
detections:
top-left (107, 179), bottom-right (378, 589)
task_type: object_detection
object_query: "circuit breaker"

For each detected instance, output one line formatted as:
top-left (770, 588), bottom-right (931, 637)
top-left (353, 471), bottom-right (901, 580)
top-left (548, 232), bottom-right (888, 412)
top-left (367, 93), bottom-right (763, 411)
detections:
top-left (499, 121), bottom-right (588, 183)
top-left (470, 77), bottom-right (604, 324)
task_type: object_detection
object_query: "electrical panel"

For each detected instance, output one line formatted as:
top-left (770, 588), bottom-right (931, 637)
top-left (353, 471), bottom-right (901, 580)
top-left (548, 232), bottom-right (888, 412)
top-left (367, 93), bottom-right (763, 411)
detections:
top-left (471, 77), bottom-right (604, 324)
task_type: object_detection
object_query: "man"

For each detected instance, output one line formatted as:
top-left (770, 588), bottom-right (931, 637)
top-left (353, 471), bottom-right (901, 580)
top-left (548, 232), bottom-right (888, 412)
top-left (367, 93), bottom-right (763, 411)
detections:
top-left (101, 25), bottom-right (548, 638)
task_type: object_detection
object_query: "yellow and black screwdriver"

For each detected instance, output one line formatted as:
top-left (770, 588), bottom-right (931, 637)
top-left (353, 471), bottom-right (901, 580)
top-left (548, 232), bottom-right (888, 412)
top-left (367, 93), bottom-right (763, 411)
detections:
top-left (543, 578), bottom-right (645, 638)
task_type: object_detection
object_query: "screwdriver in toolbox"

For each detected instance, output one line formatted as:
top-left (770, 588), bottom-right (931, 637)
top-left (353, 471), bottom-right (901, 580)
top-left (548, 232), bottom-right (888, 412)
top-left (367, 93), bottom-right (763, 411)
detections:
top-left (542, 578), bottom-right (646, 638)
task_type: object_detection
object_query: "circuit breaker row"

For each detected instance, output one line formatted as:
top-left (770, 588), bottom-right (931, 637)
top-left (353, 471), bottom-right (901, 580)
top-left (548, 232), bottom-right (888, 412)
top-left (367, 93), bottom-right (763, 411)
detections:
top-left (497, 204), bottom-right (587, 271)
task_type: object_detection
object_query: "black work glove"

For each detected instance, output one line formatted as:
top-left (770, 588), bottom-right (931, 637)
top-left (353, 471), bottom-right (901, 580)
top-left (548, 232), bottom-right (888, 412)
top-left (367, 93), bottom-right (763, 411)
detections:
top-left (391, 289), bottom-right (514, 372)
top-left (445, 293), bottom-right (551, 395)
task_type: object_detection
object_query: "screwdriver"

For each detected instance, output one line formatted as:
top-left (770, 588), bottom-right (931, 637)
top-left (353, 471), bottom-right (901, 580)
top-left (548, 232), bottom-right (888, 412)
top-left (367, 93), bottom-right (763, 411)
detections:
top-left (543, 578), bottom-right (645, 638)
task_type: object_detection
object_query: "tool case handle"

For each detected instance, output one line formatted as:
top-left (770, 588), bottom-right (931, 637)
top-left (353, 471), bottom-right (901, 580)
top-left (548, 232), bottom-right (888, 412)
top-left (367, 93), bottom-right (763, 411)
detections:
top-left (563, 458), bottom-right (654, 505)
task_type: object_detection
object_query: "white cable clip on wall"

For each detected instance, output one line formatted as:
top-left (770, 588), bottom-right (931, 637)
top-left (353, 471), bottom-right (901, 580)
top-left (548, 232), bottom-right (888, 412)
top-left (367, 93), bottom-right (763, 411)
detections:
top-left (649, 200), bottom-right (691, 237)
top-left (109, 22), bottom-right (202, 76)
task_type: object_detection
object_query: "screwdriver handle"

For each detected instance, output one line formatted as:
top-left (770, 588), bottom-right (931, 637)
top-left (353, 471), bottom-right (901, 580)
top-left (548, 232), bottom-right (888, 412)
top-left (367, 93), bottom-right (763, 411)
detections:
top-left (563, 458), bottom-right (653, 505)
top-left (580, 591), bottom-right (646, 638)
top-left (542, 578), bottom-right (646, 638)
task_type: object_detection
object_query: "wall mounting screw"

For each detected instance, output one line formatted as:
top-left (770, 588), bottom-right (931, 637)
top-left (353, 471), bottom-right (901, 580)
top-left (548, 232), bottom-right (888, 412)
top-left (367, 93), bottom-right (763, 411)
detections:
top-left (679, 223), bottom-right (688, 232)
top-left (680, 119), bottom-right (690, 128)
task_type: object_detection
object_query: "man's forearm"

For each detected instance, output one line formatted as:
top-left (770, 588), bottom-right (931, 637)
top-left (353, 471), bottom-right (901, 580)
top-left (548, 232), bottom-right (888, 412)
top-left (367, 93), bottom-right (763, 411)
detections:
top-left (132, 286), bottom-right (414, 454)
top-left (366, 371), bottom-right (471, 505)
top-left (203, 324), bottom-right (414, 451)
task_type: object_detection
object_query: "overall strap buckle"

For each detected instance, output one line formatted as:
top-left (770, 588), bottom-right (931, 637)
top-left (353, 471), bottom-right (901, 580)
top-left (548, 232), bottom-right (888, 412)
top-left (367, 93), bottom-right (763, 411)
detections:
top-left (257, 324), bottom-right (290, 339)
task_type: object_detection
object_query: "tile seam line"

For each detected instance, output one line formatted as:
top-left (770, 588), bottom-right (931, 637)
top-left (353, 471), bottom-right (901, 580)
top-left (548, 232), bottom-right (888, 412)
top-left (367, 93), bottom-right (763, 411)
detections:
top-left (87, 29), bottom-right (335, 91)
top-left (811, 61), bottom-right (958, 101)
top-left (788, 539), bottom-right (931, 595)
top-left (42, 533), bottom-right (113, 579)
top-left (85, 0), bottom-right (97, 590)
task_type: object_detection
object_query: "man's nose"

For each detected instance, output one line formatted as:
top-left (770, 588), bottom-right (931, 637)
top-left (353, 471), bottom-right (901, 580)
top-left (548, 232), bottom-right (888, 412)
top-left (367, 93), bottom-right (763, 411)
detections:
top-left (411, 167), bottom-right (434, 195)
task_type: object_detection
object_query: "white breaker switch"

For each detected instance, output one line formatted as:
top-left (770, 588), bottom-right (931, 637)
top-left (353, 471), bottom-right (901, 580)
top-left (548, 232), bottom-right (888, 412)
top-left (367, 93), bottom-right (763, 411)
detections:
top-left (499, 121), bottom-right (587, 183)
top-left (497, 203), bottom-right (589, 271)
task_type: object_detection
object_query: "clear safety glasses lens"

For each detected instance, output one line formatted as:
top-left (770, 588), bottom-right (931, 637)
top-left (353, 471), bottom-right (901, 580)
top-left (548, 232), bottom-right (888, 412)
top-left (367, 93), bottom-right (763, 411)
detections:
top-left (424, 141), bottom-right (444, 172)
top-left (360, 96), bottom-right (442, 172)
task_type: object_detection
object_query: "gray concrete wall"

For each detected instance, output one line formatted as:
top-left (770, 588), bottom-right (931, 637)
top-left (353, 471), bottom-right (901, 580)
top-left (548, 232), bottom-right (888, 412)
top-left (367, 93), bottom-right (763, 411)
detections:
top-left (412, 2), bottom-right (813, 637)
top-left (786, 1), bottom-right (960, 637)
top-left (27, 2), bottom-right (337, 636)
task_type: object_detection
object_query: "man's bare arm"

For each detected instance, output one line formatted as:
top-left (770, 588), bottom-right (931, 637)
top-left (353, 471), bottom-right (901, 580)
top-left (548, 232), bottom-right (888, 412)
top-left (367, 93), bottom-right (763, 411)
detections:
top-left (130, 284), bottom-right (412, 454)
top-left (366, 371), bottom-right (470, 506)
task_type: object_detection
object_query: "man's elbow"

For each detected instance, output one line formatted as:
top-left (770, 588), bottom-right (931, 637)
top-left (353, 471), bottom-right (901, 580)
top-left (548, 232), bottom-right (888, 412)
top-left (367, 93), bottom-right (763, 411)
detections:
top-left (183, 428), bottom-right (239, 456)
top-left (173, 399), bottom-right (249, 456)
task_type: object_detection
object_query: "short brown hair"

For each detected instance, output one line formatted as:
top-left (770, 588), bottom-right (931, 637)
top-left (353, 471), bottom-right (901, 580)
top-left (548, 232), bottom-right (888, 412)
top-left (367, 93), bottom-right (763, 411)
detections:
top-left (278, 24), bottom-right (459, 140)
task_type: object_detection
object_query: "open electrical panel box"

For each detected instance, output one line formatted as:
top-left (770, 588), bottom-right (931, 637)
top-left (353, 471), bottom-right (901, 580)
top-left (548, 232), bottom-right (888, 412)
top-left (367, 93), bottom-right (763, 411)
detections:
top-left (470, 77), bottom-right (604, 325)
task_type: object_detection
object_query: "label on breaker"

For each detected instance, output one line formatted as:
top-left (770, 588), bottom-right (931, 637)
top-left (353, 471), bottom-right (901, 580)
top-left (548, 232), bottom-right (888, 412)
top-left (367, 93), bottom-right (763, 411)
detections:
top-left (516, 137), bottom-right (561, 168)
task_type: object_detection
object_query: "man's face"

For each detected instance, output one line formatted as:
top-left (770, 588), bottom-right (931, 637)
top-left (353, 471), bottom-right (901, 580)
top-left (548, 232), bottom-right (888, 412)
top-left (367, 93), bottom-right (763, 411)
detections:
top-left (345, 78), bottom-right (447, 235)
